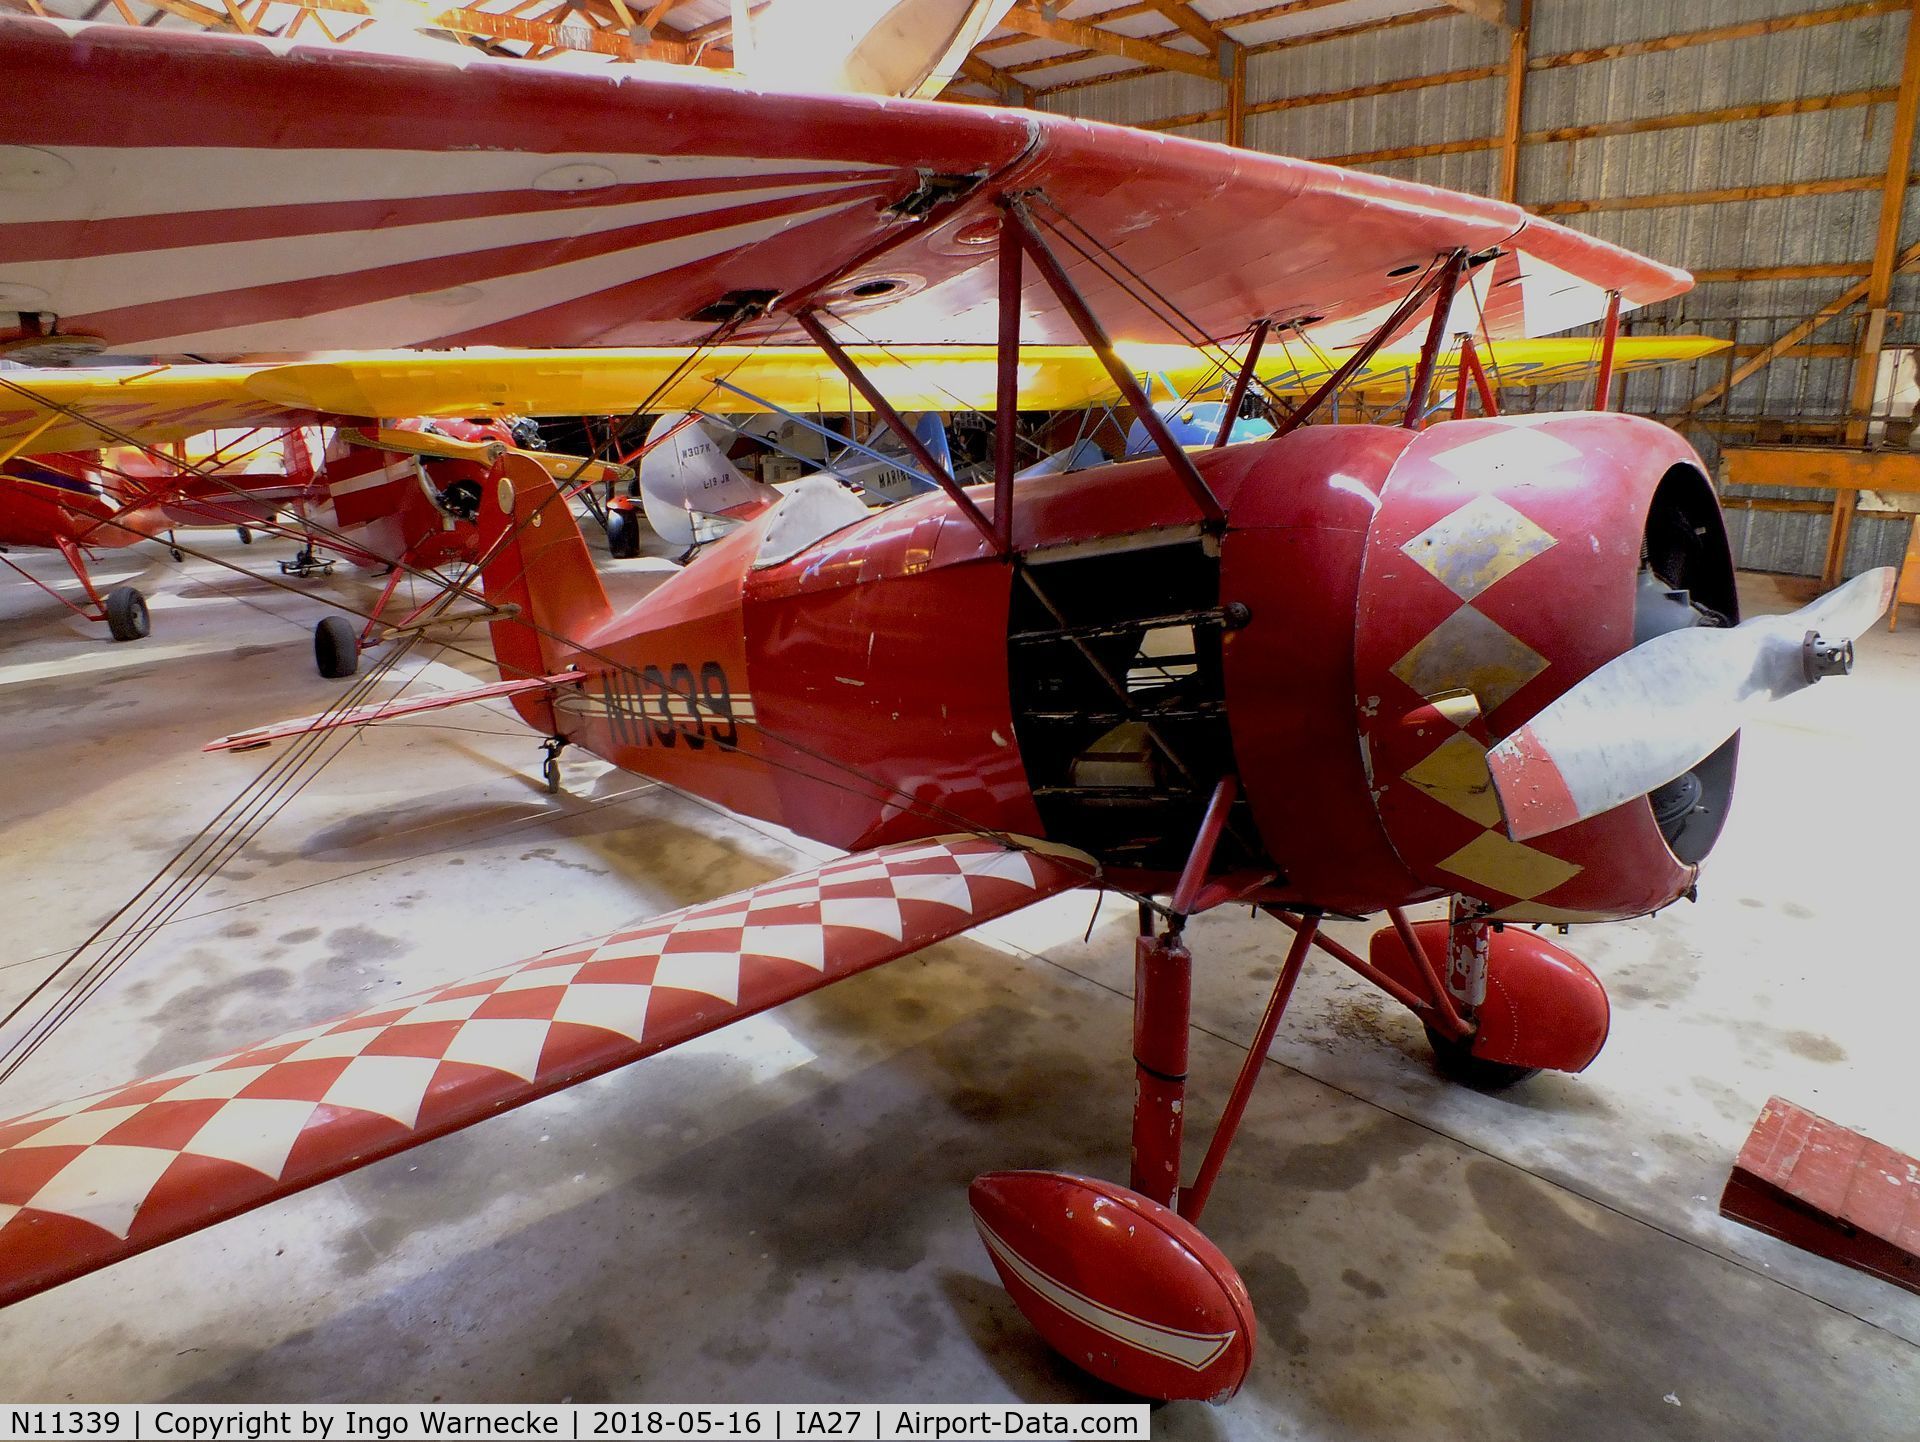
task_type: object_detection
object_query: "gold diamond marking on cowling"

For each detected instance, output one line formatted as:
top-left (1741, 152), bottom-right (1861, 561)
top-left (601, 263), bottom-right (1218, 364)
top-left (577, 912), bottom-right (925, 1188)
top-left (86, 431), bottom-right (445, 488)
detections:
top-left (1402, 732), bottom-right (1503, 827)
top-left (1401, 494), bottom-right (1557, 601)
top-left (1390, 605), bottom-right (1548, 715)
top-left (1437, 831), bottom-right (1583, 902)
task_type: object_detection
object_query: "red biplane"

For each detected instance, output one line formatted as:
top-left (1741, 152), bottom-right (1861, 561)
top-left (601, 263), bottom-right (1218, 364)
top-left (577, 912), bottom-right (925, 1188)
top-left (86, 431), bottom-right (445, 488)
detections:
top-left (0, 18), bottom-right (1894, 1404)
top-left (0, 385), bottom-right (626, 674)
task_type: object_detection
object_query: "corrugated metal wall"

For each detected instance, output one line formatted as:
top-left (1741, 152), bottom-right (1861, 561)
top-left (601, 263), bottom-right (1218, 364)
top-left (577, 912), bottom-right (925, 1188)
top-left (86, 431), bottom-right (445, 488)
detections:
top-left (1040, 1), bottom-right (1919, 577)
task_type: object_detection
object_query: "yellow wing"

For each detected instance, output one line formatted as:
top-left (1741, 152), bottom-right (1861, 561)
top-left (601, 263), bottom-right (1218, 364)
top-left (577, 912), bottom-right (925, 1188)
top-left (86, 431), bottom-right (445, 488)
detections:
top-left (1218, 335), bottom-right (1730, 402)
top-left (0, 336), bottom-right (1728, 458)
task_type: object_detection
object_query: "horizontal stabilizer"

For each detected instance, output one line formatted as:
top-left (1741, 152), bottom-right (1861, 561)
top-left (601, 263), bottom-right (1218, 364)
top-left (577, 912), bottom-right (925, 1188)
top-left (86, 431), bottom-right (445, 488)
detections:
top-left (343, 427), bottom-right (632, 488)
top-left (0, 835), bottom-right (1093, 1308)
top-left (205, 672), bottom-right (584, 752)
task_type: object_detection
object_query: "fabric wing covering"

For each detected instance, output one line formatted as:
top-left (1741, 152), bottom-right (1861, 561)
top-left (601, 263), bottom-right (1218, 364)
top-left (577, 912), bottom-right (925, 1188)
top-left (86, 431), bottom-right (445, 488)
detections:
top-left (0, 18), bottom-right (1689, 359)
top-left (0, 835), bottom-right (1093, 1307)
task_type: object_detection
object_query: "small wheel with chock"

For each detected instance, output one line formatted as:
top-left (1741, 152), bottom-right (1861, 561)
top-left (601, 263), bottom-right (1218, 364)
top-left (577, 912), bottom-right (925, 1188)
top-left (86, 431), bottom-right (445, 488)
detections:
top-left (541, 737), bottom-right (567, 794)
top-left (105, 585), bottom-right (150, 642)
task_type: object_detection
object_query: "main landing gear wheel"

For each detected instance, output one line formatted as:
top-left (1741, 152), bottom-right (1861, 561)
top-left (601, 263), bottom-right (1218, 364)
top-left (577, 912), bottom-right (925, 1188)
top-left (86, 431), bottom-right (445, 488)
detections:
top-left (606, 509), bottom-right (640, 559)
top-left (314, 615), bottom-right (360, 679)
top-left (1422, 1023), bottom-right (1541, 1090)
top-left (104, 586), bottom-right (150, 642)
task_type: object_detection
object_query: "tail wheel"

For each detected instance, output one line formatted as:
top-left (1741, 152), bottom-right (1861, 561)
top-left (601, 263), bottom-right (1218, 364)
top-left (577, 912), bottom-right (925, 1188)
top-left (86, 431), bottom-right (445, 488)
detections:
top-left (104, 586), bottom-right (150, 642)
top-left (606, 509), bottom-right (640, 559)
top-left (314, 616), bottom-right (360, 678)
top-left (237, 526), bottom-right (253, 544)
top-left (1422, 1024), bottom-right (1540, 1090)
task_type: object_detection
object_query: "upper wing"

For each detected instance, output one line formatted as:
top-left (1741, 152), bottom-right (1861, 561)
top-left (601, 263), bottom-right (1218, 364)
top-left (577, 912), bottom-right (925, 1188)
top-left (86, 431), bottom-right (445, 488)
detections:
top-left (1179, 335), bottom-right (1730, 403)
top-left (0, 347), bottom-right (1151, 457)
top-left (0, 834), bottom-right (1093, 1308)
top-left (2, 19), bottom-right (1688, 358)
top-left (0, 333), bottom-right (1724, 463)
top-left (0, 365), bottom-right (313, 456)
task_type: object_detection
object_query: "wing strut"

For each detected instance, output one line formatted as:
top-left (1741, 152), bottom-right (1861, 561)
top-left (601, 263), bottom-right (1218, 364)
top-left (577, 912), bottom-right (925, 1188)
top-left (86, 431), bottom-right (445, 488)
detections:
top-left (1212, 320), bottom-right (1271, 450)
top-left (1001, 199), bottom-right (1227, 530)
top-left (1274, 255), bottom-right (1468, 439)
top-left (791, 308), bottom-right (1002, 552)
top-left (1403, 249), bottom-right (1469, 430)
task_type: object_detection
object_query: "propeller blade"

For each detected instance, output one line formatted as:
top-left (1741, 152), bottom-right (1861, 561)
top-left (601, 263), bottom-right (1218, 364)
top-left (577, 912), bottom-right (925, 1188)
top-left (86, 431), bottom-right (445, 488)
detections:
top-left (1488, 568), bottom-right (1895, 842)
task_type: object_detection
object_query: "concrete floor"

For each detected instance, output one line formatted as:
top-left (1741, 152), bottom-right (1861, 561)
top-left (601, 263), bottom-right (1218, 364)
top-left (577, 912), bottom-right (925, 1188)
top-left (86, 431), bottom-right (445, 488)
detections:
top-left (0, 526), bottom-right (1917, 1438)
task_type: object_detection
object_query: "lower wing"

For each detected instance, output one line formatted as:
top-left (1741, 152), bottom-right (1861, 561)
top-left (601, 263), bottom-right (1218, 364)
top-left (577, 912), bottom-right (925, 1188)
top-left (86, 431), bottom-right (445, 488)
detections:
top-left (0, 834), bottom-right (1093, 1308)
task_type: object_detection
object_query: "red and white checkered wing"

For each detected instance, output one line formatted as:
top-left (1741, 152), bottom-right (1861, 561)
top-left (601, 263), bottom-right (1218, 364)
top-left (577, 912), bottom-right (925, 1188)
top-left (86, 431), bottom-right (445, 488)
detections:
top-left (0, 835), bottom-right (1092, 1308)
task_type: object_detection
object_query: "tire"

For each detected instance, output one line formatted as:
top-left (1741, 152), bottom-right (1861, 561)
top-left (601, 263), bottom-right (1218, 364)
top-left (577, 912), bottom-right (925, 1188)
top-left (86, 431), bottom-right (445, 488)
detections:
top-left (104, 585), bottom-right (150, 642)
top-left (314, 616), bottom-right (360, 678)
top-left (237, 526), bottom-right (253, 545)
top-left (542, 753), bottom-right (562, 795)
top-left (169, 547), bottom-right (185, 563)
top-left (1423, 1024), bottom-right (1540, 1090)
top-left (606, 509), bottom-right (640, 559)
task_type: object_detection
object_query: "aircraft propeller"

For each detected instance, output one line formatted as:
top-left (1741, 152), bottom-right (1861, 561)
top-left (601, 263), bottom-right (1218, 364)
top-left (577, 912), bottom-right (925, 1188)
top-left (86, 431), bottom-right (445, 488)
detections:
top-left (1487, 566), bottom-right (1897, 842)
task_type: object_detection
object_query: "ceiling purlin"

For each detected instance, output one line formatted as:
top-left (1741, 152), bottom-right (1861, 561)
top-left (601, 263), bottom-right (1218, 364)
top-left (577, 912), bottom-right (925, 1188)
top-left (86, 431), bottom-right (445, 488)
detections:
top-left (998, 0), bottom-right (1214, 79)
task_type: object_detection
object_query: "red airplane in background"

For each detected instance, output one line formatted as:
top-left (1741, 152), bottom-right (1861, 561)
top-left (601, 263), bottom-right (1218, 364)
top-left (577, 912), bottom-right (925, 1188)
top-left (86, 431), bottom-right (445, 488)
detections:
top-left (0, 436), bottom-right (300, 641)
top-left (0, 18), bottom-right (1896, 1407)
top-left (0, 411), bottom-right (598, 677)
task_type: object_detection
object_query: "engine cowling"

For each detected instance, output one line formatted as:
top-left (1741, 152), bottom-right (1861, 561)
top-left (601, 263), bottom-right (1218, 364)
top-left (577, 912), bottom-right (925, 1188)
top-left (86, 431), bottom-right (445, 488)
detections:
top-left (1350, 413), bottom-right (1737, 922)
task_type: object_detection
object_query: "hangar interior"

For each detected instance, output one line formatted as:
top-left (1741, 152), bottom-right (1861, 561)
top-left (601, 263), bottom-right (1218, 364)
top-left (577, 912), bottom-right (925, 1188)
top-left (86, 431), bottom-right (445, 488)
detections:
top-left (1, 0), bottom-right (1919, 1437)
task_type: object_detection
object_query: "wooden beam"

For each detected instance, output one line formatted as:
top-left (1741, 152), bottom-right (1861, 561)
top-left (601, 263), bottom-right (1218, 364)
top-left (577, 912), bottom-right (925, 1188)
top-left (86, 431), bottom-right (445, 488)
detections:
top-left (1498, 0), bottom-right (1530, 201)
top-left (1439, 0), bottom-right (1508, 24)
top-left (1259, 63), bottom-right (1500, 115)
top-left (959, 53), bottom-right (1025, 104)
top-left (1315, 136), bottom-right (1502, 167)
top-left (1253, 5), bottom-right (1454, 54)
top-left (1135, 73), bottom-right (1887, 144)
top-left (684, 2), bottom-right (762, 41)
top-left (1845, 0), bottom-right (1920, 453)
top-left (977, 1), bottom-right (1156, 55)
top-left (1144, 0), bottom-right (1227, 56)
top-left (1694, 263), bottom-right (1872, 282)
top-left (1032, 2), bottom-right (1452, 94)
top-left (1724, 446), bottom-right (1920, 496)
top-left (1530, 2), bottom-right (1905, 71)
top-left (1227, 0), bottom-right (1352, 25)
top-left (1040, 0), bottom-right (1896, 101)
top-left (1000, 1), bottom-right (1216, 79)
top-left (1682, 239), bottom-right (1920, 415)
top-left (1536, 175), bottom-right (1882, 216)
top-left (1226, 41), bottom-right (1245, 145)
top-left (1524, 89), bottom-right (1897, 146)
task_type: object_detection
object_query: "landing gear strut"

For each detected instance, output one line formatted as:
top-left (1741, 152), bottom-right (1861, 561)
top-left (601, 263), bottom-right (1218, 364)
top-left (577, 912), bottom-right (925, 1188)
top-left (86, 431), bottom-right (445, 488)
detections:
top-left (1, 538), bottom-right (153, 641)
top-left (974, 796), bottom-right (1612, 1399)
